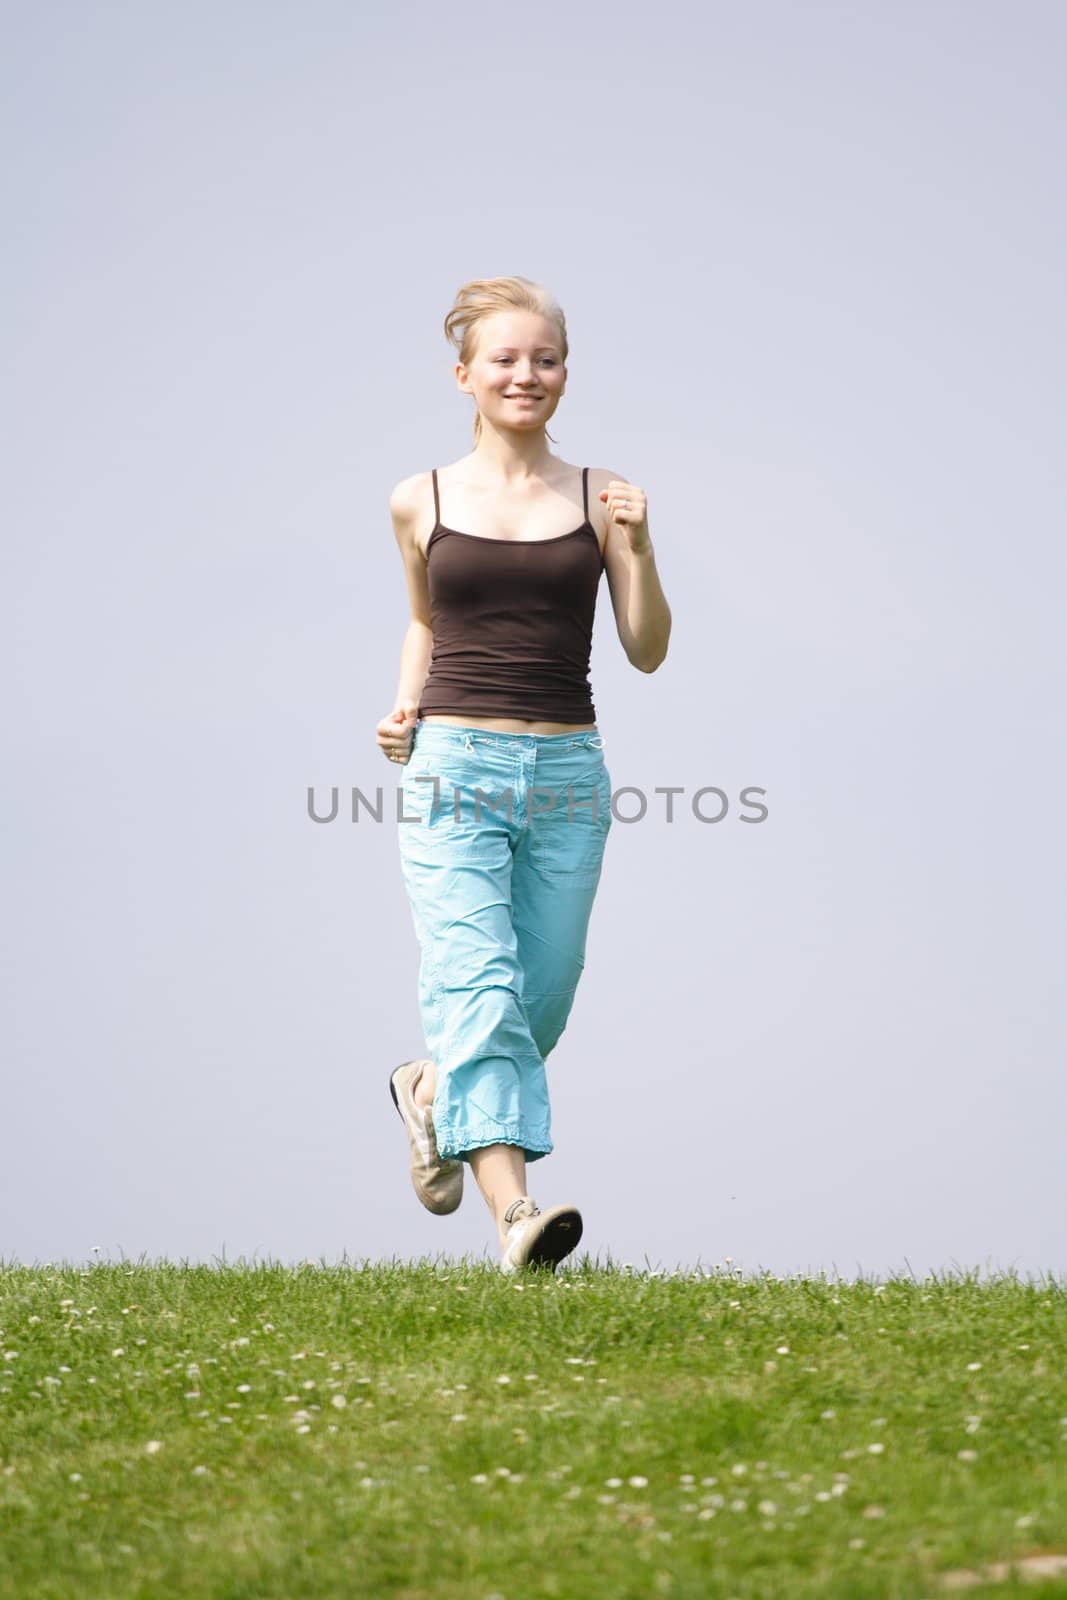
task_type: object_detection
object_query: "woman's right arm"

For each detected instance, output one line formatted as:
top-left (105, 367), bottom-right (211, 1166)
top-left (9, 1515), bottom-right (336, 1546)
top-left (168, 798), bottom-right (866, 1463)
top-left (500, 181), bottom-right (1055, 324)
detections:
top-left (375, 474), bottom-right (433, 763)
top-left (394, 619), bottom-right (432, 710)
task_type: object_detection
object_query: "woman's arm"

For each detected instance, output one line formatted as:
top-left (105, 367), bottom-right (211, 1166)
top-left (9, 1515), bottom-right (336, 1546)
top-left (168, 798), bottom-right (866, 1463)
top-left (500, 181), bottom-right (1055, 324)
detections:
top-left (375, 475), bottom-right (435, 762)
top-left (596, 469), bottom-right (672, 672)
top-left (394, 619), bottom-right (433, 708)
top-left (620, 541), bottom-right (671, 672)
top-left (390, 472), bottom-right (435, 707)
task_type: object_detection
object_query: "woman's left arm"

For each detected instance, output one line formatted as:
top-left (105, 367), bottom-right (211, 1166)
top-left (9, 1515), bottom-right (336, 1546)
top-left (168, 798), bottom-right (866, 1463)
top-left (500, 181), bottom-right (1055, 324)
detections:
top-left (599, 474), bottom-right (672, 673)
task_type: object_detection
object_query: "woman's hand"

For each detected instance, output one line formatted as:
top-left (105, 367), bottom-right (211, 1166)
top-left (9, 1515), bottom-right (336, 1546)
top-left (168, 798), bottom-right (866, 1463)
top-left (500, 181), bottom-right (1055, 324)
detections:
top-left (600, 480), bottom-right (651, 554)
top-left (376, 699), bottom-right (419, 764)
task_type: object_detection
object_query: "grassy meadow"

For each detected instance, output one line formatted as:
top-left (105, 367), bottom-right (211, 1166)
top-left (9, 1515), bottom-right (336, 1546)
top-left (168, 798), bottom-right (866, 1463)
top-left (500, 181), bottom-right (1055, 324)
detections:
top-left (0, 1258), bottom-right (1064, 1599)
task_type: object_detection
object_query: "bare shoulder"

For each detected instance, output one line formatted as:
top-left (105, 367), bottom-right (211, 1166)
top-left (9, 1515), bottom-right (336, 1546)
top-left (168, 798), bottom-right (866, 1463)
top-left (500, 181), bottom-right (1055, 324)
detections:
top-left (387, 472), bottom-right (434, 625)
top-left (389, 470), bottom-right (437, 561)
top-left (388, 470), bottom-right (430, 529)
top-left (586, 465), bottom-right (631, 491)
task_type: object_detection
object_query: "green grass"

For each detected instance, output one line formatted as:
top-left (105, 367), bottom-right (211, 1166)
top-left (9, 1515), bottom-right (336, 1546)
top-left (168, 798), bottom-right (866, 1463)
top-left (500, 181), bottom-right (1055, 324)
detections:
top-left (0, 1258), bottom-right (1063, 1599)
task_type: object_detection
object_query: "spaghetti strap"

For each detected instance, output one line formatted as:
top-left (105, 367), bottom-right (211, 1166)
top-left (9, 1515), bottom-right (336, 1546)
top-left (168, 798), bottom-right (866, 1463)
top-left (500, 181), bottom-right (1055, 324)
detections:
top-left (581, 465), bottom-right (589, 524)
top-left (431, 467), bottom-right (441, 530)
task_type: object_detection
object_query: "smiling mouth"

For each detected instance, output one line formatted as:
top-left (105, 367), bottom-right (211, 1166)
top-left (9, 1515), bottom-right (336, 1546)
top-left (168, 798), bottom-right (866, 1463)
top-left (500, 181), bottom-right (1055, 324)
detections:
top-left (508, 395), bottom-right (541, 401)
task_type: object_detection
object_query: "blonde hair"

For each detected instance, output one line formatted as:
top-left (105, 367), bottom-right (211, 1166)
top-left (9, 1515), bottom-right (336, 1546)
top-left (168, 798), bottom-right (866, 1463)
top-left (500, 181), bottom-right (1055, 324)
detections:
top-left (443, 276), bottom-right (568, 445)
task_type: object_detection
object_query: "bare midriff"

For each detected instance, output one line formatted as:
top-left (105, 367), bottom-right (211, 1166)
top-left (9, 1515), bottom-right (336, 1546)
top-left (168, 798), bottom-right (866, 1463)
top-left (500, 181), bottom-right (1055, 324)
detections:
top-left (420, 714), bottom-right (597, 734)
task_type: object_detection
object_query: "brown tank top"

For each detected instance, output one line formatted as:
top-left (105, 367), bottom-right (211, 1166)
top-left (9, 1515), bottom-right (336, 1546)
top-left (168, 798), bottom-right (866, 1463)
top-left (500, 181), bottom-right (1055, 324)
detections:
top-left (417, 466), bottom-right (606, 723)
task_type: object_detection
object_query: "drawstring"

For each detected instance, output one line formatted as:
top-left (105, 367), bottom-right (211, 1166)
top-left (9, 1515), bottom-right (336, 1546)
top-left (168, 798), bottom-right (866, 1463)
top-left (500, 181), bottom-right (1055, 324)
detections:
top-left (464, 733), bottom-right (474, 752)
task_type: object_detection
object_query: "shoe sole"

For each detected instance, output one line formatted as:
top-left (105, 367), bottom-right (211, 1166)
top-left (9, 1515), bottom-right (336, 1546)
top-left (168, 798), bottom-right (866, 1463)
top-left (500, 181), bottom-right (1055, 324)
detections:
top-left (506, 1206), bottom-right (583, 1272)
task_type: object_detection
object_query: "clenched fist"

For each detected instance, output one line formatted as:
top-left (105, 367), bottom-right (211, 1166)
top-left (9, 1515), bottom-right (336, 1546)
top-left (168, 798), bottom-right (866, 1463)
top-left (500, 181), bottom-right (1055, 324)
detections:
top-left (599, 479), bottom-right (651, 554)
top-left (376, 699), bottom-right (419, 764)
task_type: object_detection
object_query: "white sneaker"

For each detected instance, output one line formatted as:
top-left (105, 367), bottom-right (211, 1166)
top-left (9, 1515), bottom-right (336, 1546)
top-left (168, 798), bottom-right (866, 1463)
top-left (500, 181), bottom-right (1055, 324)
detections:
top-left (388, 1059), bottom-right (463, 1215)
top-left (500, 1196), bottom-right (583, 1273)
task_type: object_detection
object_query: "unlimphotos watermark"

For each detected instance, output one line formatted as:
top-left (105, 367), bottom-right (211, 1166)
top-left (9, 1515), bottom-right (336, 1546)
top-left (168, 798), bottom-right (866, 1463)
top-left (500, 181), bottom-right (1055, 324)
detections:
top-left (307, 775), bottom-right (769, 825)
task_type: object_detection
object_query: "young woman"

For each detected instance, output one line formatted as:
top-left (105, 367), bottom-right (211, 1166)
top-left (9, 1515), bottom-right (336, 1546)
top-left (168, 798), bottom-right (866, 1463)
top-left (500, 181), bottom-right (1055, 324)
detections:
top-left (377, 276), bottom-right (671, 1273)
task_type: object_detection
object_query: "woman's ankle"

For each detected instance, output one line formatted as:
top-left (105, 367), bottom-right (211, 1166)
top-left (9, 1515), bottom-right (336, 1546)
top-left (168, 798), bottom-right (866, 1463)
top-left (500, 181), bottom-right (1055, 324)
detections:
top-left (414, 1062), bottom-right (435, 1108)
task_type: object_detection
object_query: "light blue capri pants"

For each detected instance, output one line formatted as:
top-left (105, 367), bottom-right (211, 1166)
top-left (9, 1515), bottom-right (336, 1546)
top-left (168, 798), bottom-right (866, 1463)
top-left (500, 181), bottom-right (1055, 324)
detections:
top-left (397, 720), bottom-right (614, 1165)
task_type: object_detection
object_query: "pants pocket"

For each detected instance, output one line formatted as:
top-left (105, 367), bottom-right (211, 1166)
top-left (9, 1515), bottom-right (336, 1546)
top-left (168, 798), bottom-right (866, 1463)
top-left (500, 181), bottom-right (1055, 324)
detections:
top-left (531, 762), bottom-right (612, 882)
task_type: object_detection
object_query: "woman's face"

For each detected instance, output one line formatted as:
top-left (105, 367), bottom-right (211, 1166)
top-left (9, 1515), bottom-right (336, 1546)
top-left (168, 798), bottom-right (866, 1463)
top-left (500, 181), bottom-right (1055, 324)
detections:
top-left (457, 310), bottom-right (566, 432)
